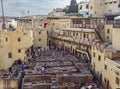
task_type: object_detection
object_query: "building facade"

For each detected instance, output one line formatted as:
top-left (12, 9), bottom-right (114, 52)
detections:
top-left (46, 15), bottom-right (120, 89)
top-left (78, 1), bottom-right (89, 16)
top-left (0, 28), bottom-right (33, 70)
top-left (89, 0), bottom-right (120, 17)
top-left (0, 16), bottom-right (48, 70)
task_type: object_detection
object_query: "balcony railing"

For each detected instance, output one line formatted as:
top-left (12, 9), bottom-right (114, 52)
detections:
top-left (113, 24), bottom-right (120, 28)
top-left (113, 21), bottom-right (120, 28)
top-left (71, 24), bottom-right (105, 30)
top-left (106, 20), bottom-right (114, 24)
top-left (71, 24), bottom-right (98, 29)
top-left (49, 33), bottom-right (93, 45)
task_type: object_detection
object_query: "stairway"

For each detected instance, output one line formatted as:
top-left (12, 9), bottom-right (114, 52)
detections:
top-left (95, 29), bottom-right (104, 42)
top-left (76, 49), bottom-right (91, 61)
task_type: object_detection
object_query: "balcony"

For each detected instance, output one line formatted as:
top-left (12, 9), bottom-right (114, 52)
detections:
top-left (71, 24), bottom-right (104, 29)
top-left (113, 24), bottom-right (120, 28)
top-left (106, 20), bottom-right (114, 24)
top-left (55, 36), bottom-right (92, 45)
top-left (71, 24), bottom-right (96, 29)
top-left (113, 21), bottom-right (120, 28)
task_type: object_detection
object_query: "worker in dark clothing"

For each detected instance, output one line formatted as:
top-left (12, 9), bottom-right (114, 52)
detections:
top-left (44, 63), bottom-right (47, 70)
top-left (9, 67), bottom-right (12, 74)
top-left (21, 62), bottom-right (25, 70)
top-left (15, 69), bottom-right (18, 77)
top-left (17, 59), bottom-right (22, 65)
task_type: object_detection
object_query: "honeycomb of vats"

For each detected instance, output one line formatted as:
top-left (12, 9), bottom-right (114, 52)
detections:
top-left (22, 50), bottom-right (95, 89)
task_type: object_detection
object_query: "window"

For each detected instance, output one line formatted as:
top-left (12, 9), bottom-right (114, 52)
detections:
top-left (18, 49), bottom-right (21, 53)
top-left (18, 38), bottom-right (21, 42)
top-left (93, 52), bottom-right (95, 57)
top-left (86, 4), bottom-right (89, 9)
top-left (105, 3), bottom-right (107, 5)
top-left (76, 33), bottom-right (78, 36)
top-left (39, 32), bottom-right (41, 34)
top-left (39, 39), bottom-right (41, 41)
top-left (83, 34), bottom-right (86, 38)
top-left (90, 6), bottom-right (92, 9)
top-left (95, 12), bottom-right (97, 14)
top-left (107, 29), bottom-right (110, 33)
top-left (107, 36), bottom-right (109, 39)
top-left (6, 37), bottom-right (8, 42)
top-left (90, 14), bottom-right (93, 17)
top-left (109, 2), bottom-right (112, 4)
top-left (114, 1), bottom-right (117, 4)
top-left (104, 77), bottom-right (107, 83)
top-left (104, 65), bottom-right (107, 70)
top-left (98, 55), bottom-right (101, 61)
top-left (8, 52), bottom-right (12, 58)
top-left (80, 6), bottom-right (82, 9)
top-left (116, 77), bottom-right (119, 85)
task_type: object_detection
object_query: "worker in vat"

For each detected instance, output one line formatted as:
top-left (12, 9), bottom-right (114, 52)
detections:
top-left (15, 68), bottom-right (18, 77)
top-left (41, 66), bottom-right (45, 74)
top-left (21, 62), bottom-right (25, 71)
top-left (9, 67), bottom-right (13, 74)
top-left (44, 63), bottom-right (47, 70)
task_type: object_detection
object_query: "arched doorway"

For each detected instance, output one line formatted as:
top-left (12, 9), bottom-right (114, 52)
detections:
top-left (100, 73), bottom-right (102, 85)
top-left (107, 80), bottom-right (109, 89)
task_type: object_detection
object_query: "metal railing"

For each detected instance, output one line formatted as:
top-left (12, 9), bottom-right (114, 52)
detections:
top-left (106, 20), bottom-right (114, 24)
top-left (113, 21), bottom-right (120, 28)
top-left (71, 24), bottom-right (105, 30)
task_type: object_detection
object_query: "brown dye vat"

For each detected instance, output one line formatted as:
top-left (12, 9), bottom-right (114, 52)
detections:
top-left (67, 85), bottom-right (76, 89)
top-left (0, 77), bottom-right (20, 89)
top-left (32, 84), bottom-right (50, 89)
top-left (57, 75), bottom-right (93, 85)
top-left (59, 86), bottom-right (67, 89)
top-left (24, 75), bottom-right (51, 82)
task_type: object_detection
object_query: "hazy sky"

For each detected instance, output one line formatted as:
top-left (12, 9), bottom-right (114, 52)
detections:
top-left (0, 0), bottom-right (85, 16)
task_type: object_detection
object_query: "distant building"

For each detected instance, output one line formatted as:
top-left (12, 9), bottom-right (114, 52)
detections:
top-left (89, 0), bottom-right (120, 17)
top-left (17, 16), bottom-right (48, 49)
top-left (78, 1), bottom-right (89, 16)
top-left (48, 8), bottom-right (65, 16)
top-left (0, 17), bottom-right (17, 30)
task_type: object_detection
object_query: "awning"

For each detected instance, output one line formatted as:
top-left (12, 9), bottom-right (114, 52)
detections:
top-left (114, 15), bottom-right (120, 20)
top-left (104, 13), bottom-right (120, 20)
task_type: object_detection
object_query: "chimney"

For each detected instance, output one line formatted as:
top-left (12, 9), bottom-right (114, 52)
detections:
top-left (1, 0), bottom-right (6, 29)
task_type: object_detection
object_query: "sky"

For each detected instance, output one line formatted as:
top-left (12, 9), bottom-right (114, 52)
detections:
top-left (0, 0), bottom-right (84, 16)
